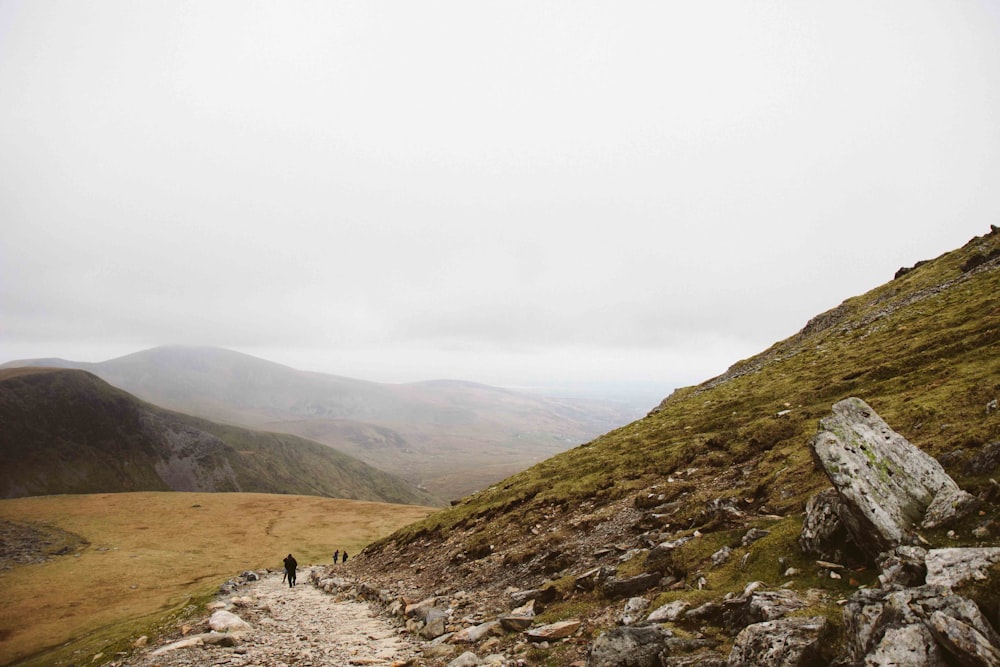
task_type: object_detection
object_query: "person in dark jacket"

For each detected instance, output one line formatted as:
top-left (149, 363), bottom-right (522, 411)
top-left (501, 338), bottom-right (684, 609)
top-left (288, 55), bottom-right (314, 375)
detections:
top-left (283, 553), bottom-right (298, 587)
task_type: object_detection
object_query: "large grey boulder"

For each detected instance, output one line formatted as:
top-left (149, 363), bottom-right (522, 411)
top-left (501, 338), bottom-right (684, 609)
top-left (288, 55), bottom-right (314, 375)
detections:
top-left (924, 547), bottom-right (1000, 589)
top-left (809, 397), bottom-right (977, 558)
top-left (927, 610), bottom-right (1000, 667)
top-left (836, 584), bottom-right (1000, 666)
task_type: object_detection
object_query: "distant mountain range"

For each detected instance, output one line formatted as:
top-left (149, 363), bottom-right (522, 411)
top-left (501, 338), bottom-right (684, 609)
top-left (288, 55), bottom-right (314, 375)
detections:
top-left (1, 347), bottom-right (641, 499)
top-left (0, 367), bottom-right (436, 504)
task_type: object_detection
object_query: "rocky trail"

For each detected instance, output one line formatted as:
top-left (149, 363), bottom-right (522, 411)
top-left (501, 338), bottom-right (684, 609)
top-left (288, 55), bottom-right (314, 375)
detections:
top-left (124, 569), bottom-right (422, 667)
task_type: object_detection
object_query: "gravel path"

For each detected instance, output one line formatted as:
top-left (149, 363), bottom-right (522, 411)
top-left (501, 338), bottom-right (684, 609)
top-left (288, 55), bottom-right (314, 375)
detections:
top-left (125, 569), bottom-right (421, 667)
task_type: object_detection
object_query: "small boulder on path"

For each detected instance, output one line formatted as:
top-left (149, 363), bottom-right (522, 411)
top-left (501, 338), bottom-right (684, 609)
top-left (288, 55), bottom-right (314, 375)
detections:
top-left (208, 609), bottom-right (251, 633)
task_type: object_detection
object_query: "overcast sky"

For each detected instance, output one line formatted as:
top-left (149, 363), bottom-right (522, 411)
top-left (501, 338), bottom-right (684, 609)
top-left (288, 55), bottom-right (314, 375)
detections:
top-left (2, 1), bottom-right (999, 394)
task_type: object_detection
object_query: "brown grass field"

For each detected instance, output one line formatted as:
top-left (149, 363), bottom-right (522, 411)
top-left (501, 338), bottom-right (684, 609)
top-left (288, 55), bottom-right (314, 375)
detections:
top-left (0, 492), bottom-right (433, 666)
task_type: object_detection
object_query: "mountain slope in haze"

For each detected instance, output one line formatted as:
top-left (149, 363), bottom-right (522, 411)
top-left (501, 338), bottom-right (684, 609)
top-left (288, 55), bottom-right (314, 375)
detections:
top-left (0, 368), bottom-right (436, 505)
top-left (342, 227), bottom-right (1000, 663)
top-left (2, 348), bottom-right (642, 500)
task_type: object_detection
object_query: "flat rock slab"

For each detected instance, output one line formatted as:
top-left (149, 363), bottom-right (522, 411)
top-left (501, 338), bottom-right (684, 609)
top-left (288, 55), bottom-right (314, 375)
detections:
top-left (526, 619), bottom-right (581, 642)
top-left (925, 547), bottom-right (1000, 588)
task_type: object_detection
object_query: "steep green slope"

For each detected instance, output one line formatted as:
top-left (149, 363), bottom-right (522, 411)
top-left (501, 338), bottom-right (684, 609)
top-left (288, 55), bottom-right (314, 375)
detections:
top-left (0, 368), bottom-right (436, 505)
top-left (344, 229), bottom-right (1000, 662)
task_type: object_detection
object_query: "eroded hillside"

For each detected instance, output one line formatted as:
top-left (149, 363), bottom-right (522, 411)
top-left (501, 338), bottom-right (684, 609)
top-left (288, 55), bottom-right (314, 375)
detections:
top-left (340, 227), bottom-right (1000, 664)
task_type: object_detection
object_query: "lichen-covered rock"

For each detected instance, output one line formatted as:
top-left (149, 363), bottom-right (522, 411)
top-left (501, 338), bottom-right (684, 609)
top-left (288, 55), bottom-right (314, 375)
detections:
top-left (646, 599), bottom-right (689, 623)
top-left (621, 597), bottom-right (651, 625)
top-left (809, 397), bottom-right (976, 559)
top-left (526, 619), bottom-right (581, 642)
top-left (836, 584), bottom-right (1000, 666)
top-left (877, 546), bottom-right (928, 587)
top-left (727, 616), bottom-right (828, 667)
top-left (927, 610), bottom-right (1000, 667)
top-left (863, 623), bottom-right (947, 666)
top-left (722, 588), bottom-right (809, 635)
top-left (799, 487), bottom-right (854, 562)
top-left (924, 547), bottom-right (1000, 588)
top-left (588, 625), bottom-right (673, 667)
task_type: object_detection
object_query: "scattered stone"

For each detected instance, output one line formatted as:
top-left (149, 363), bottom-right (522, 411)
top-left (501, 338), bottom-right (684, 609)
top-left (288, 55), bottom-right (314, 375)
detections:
top-left (510, 587), bottom-right (557, 607)
top-left (646, 599), bottom-right (689, 623)
top-left (710, 546), bottom-right (732, 567)
top-left (877, 546), bottom-right (928, 587)
top-left (924, 547), bottom-right (1000, 588)
top-left (447, 651), bottom-right (481, 667)
top-left (575, 566), bottom-right (614, 591)
top-left (927, 610), bottom-right (1000, 666)
top-left (683, 601), bottom-right (722, 623)
top-left (451, 620), bottom-right (501, 644)
top-left (799, 487), bottom-right (853, 563)
top-left (620, 597), bottom-right (650, 625)
top-left (740, 528), bottom-right (769, 547)
top-left (149, 636), bottom-right (205, 655)
top-left (499, 615), bottom-right (533, 632)
top-left (723, 588), bottom-right (809, 634)
top-left (420, 608), bottom-right (448, 639)
top-left (208, 609), bottom-right (251, 633)
top-left (602, 572), bottom-right (660, 599)
top-left (837, 584), bottom-right (1000, 666)
top-left (588, 625), bottom-right (672, 667)
top-left (526, 619), bottom-right (581, 642)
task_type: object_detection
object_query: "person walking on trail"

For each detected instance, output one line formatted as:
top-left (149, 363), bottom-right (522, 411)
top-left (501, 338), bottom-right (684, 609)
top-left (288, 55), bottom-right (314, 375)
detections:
top-left (283, 553), bottom-right (298, 587)
top-left (333, 549), bottom-right (339, 564)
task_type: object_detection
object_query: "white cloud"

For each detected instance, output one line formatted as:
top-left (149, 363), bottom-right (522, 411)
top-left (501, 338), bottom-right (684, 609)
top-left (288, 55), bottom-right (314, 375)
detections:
top-left (2, 0), bottom-right (999, 391)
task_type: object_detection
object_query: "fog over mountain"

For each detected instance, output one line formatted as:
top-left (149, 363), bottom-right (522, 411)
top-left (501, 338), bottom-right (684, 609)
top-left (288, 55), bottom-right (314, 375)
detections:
top-left (2, 1), bottom-right (999, 391)
top-left (3, 346), bottom-right (641, 499)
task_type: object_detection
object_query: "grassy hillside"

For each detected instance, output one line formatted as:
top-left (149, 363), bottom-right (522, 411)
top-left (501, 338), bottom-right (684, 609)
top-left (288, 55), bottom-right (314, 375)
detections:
top-left (1, 347), bottom-right (642, 499)
top-left (0, 492), bottom-right (432, 666)
top-left (381, 228), bottom-right (999, 542)
top-left (347, 227), bottom-right (1000, 661)
top-left (0, 369), bottom-right (436, 505)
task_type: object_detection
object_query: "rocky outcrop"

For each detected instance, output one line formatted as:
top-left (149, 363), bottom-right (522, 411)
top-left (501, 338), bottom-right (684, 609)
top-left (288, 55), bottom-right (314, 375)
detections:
top-left (727, 616), bottom-right (829, 667)
top-left (807, 397), bottom-right (978, 559)
top-left (837, 584), bottom-right (1000, 667)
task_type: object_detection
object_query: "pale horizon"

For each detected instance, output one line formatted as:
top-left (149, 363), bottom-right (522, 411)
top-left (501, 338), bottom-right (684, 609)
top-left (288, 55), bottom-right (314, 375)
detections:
top-left (3, 1), bottom-right (999, 395)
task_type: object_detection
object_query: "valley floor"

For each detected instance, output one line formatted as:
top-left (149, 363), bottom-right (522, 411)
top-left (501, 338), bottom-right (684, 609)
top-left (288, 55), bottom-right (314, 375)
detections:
top-left (123, 570), bottom-right (420, 667)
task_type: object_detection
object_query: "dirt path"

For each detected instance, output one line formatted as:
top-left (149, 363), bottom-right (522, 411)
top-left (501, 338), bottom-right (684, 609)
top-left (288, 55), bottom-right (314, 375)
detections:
top-left (126, 569), bottom-right (421, 667)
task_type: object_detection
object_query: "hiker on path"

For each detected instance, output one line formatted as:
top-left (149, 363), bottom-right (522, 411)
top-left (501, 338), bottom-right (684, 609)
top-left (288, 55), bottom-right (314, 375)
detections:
top-left (333, 549), bottom-right (339, 564)
top-left (283, 553), bottom-right (298, 587)
top-left (342, 551), bottom-right (348, 563)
